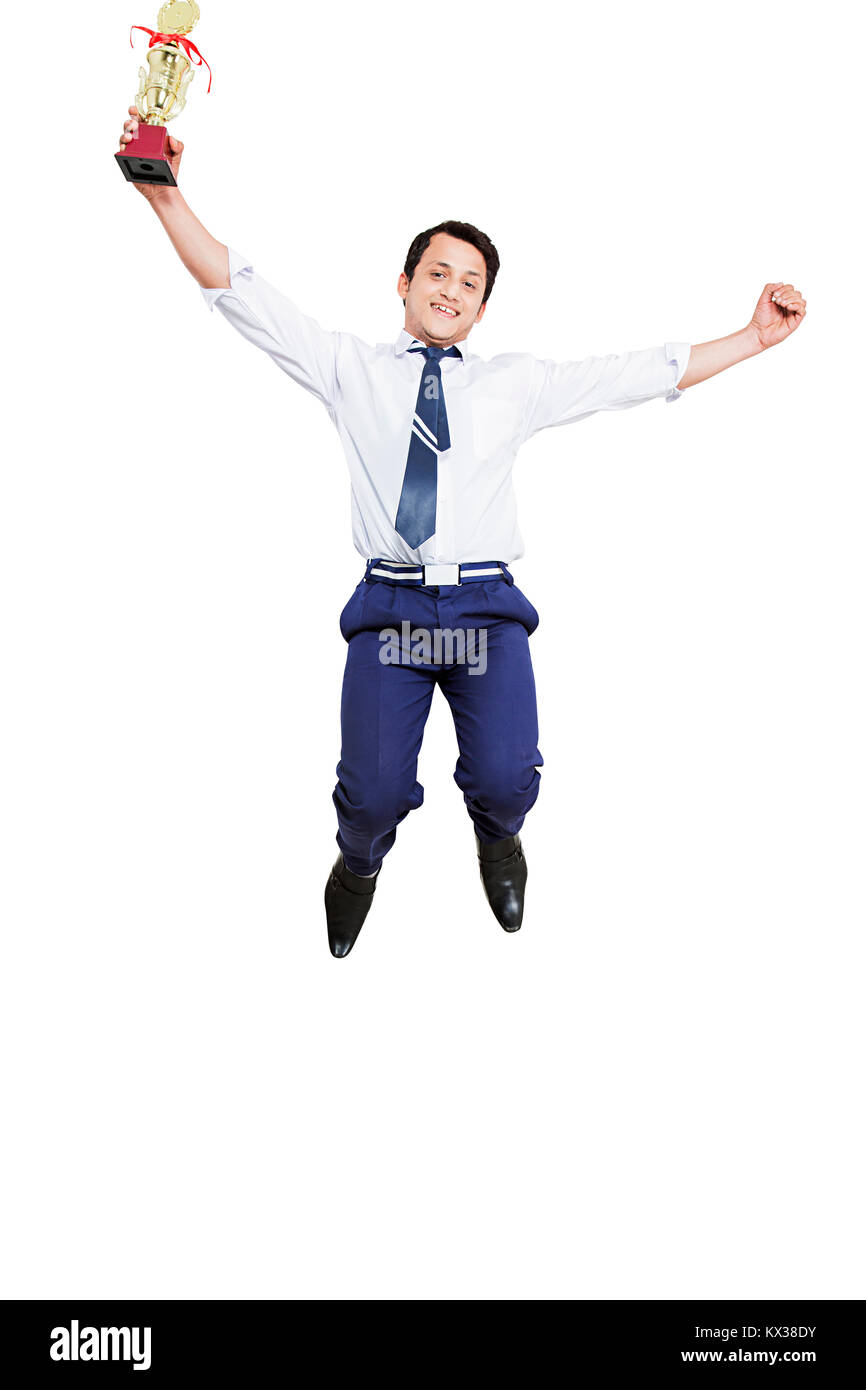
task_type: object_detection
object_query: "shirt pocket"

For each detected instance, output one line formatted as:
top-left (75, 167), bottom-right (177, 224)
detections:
top-left (470, 396), bottom-right (524, 458)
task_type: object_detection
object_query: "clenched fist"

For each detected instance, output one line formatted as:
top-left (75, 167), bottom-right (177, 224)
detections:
top-left (749, 282), bottom-right (807, 351)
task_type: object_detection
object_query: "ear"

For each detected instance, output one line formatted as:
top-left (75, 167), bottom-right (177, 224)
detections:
top-left (397, 271), bottom-right (409, 301)
top-left (475, 300), bottom-right (488, 325)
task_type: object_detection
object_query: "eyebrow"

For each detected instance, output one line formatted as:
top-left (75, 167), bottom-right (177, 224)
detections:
top-left (429, 260), bottom-right (482, 279)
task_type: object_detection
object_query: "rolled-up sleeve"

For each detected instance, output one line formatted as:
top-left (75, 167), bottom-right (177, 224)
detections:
top-left (200, 246), bottom-right (339, 411)
top-left (520, 340), bottom-right (692, 441)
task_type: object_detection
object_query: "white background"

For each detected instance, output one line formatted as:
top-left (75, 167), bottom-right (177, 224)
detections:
top-left (2, 0), bottom-right (862, 1299)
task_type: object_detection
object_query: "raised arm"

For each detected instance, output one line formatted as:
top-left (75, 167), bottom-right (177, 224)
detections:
top-left (118, 107), bottom-right (341, 411)
top-left (518, 277), bottom-right (807, 441)
top-left (677, 282), bottom-right (807, 390)
top-left (119, 107), bottom-right (228, 288)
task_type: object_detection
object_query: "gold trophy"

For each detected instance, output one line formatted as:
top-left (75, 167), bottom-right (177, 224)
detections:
top-left (115, 1), bottom-right (212, 186)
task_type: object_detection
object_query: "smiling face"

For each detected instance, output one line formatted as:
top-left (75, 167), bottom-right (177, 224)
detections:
top-left (397, 232), bottom-right (488, 348)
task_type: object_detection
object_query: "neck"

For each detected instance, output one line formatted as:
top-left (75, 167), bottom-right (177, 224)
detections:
top-left (405, 327), bottom-right (466, 351)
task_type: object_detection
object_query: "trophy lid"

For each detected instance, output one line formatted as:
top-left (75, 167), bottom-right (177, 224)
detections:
top-left (157, 1), bottom-right (200, 35)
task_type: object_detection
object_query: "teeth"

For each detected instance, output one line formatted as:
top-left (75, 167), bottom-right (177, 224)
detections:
top-left (433, 304), bottom-right (457, 316)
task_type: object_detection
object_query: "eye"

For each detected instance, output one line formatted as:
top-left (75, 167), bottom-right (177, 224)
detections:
top-left (431, 271), bottom-right (444, 278)
top-left (464, 281), bottom-right (477, 290)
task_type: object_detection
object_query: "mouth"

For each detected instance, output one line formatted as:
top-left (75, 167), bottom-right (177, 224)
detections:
top-left (431, 303), bottom-right (459, 319)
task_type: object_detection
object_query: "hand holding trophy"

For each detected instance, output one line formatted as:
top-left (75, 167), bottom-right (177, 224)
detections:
top-left (115, 1), bottom-right (211, 188)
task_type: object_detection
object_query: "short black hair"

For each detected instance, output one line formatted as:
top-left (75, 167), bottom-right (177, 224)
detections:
top-left (402, 220), bottom-right (500, 306)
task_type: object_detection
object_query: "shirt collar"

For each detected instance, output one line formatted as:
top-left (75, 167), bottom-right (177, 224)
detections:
top-left (394, 327), bottom-right (468, 363)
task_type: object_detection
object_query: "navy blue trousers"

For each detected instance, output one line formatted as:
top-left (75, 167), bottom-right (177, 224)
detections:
top-left (333, 567), bottom-right (544, 875)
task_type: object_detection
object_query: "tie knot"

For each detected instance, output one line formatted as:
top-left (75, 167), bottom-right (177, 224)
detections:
top-left (409, 342), bottom-right (462, 363)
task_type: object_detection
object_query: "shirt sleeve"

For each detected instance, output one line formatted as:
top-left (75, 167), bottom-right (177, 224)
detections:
top-left (200, 246), bottom-right (340, 412)
top-left (520, 341), bottom-right (692, 441)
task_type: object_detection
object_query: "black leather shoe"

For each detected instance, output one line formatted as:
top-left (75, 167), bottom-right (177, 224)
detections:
top-left (325, 854), bottom-right (379, 958)
top-left (476, 833), bottom-right (527, 932)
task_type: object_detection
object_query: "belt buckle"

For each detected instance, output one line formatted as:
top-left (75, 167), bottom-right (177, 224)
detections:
top-left (423, 563), bottom-right (461, 587)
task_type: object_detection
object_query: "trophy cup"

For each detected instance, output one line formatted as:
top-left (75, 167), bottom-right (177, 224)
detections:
top-left (115, 1), bottom-right (212, 186)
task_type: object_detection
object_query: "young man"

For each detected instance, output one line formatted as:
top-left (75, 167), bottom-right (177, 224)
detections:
top-left (119, 110), bottom-right (807, 958)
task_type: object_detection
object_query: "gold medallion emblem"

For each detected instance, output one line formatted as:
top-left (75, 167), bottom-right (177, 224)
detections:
top-left (157, 1), bottom-right (200, 36)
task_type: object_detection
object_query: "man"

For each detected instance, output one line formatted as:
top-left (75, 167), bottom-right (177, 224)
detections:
top-left (118, 109), bottom-right (807, 958)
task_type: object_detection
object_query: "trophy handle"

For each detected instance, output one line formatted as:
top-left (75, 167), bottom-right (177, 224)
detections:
top-left (135, 67), bottom-right (148, 121)
top-left (169, 66), bottom-right (195, 120)
top-left (178, 65), bottom-right (195, 106)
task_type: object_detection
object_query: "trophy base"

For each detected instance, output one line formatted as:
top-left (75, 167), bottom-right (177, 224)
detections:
top-left (115, 122), bottom-right (177, 186)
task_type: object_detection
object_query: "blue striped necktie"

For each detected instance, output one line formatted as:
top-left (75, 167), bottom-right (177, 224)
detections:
top-left (395, 342), bottom-right (462, 549)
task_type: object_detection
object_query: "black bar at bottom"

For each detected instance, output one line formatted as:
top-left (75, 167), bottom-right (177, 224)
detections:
top-left (1, 1299), bottom-right (862, 1377)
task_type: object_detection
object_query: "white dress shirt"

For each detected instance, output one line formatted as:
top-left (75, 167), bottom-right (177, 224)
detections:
top-left (201, 247), bottom-right (691, 564)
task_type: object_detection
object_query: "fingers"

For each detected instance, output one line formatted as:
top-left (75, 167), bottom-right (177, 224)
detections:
top-left (119, 108), bottom-right (139, 147)
top-left (770, 283), bottom-right (806, 313)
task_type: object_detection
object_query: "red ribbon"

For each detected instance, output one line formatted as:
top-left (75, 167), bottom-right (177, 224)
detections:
top-left (130, 25), bottom-right (212, 93)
